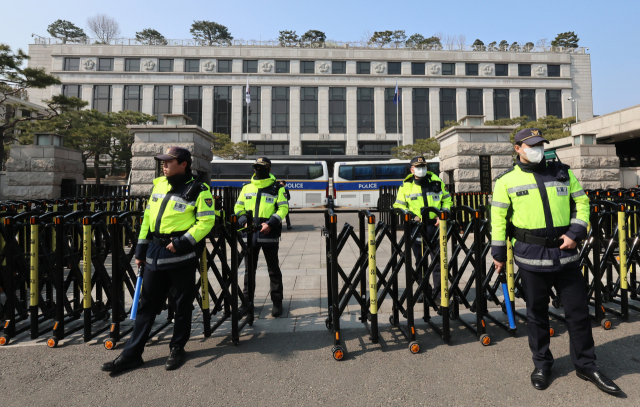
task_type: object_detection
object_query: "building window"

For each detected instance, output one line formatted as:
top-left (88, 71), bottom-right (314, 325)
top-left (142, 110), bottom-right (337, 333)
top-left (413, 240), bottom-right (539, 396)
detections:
top-left (493, 89), bottom-right (510, 120)
top-left (272, 87), bottom-right (290, 133)
top-left (548, 65), bottom-right (560, 77)
top-left (300, 61), bottom-right (315, 74)
top-left (62, 84), bottom-right (81, 98)
top-left (184, 86), bottom-right (203, 126)
top-left (520, 89), bottom-right (536, 120)
top-left (495, 64), bottom-right (508, 76)
top-left (276, 61), bottom-right (290, 73)
top-left (64, 58), bottom-right (80, 71)
top-left (213, 86), bottom-right (231, 135)
top-left (300, 87), bottom-right (318, 133)
top-left (125, 59), bottom-right (140, 72)
top-left (184, 59), bottom-right (200, 72)
top-left (411, 63), bottom-right (425, 75)
top-left (243, 86), bottom-right (261, 133)
top-left (357, 88), bottom-right (375, 133)
top-left (329, 87), bottom-right (346, 133)
top-left (357, 62), bottom-right (370, 74)
top-left (442, 63), bottom-right (455, 75)
top-left (153, 86), bottom-right (172, 123)
top-left (243, 60), bottom-right (258, 73)
top-left (254, 143), bottom-right (289, 156)
top-left (92, 85), bottom-right (112, 113)
top-left (123, 85), bottom-right (142, 112)
top-left (412, 88), bottom-right (430, 140)
top-left (158, 59), bottom-right (174, 72)
top-left (465, 63), bottom-right (479, 76)
top-left (388, 62), bottom-right (401, 75)
top-left (98, 58), bottom-right (113, 71)
top-left (358, 143), bottom-right (395, 156)
top-left (332, 61), bottom-right (346, 74)
top-left (467, 89), bottom-right (483, 116)
top-left (385, 87), bottom-right (402, 133)
top-left (302, 143), bottom-right (345, 155)
top-left (440, 88), bottom-right (457, 129)
top-left (518, 64), bottom-right (531, 76)
top-left (218, 60), bottom-right (232, 73)
top-left (546, 90), bottom-right (562, 118)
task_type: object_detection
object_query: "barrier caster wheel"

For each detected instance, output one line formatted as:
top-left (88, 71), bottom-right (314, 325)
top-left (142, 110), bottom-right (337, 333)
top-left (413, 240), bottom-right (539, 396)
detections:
top-left (389, 315), bottom-right (395, 325)
top-left (601, 319), bottom-right (612, 330)
top-left (0, 335), bottom-right (9, 346)
top-left (331, 345), bottom-right (345, 361)
top-left (104, 339), bottom-right (116, 350)
top-left (47, 337), bottom-right (59, 348)
top-left (602, 293), bottom-right (610, 303)
top-left (102, 313), bottom-right (111, 322)
top-left (549, 327), bottom-right (555, 337)
top-left (552, 298), bottom-right (561, 308)
top-left (409, 341), bottom-right (420, 354)
top-left (325, 318), bottom-right (331, 330)
top-left (480, 334), bottom-right (491, 346)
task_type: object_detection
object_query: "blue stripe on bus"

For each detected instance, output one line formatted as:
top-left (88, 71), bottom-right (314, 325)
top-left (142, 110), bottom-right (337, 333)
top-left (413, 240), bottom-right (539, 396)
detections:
top-left (335, 180), bottom-right (403, 191)
top-left (210, 180), bottom-right (328, 190)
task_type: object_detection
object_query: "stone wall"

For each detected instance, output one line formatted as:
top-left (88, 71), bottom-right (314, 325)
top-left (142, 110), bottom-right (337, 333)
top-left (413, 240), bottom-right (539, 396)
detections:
top-left (555, 145), bottom-right (620, 189)
top-left (128, 125), bottom-right (215, 196)
top-left (3, 145), bottom-right (84, 199)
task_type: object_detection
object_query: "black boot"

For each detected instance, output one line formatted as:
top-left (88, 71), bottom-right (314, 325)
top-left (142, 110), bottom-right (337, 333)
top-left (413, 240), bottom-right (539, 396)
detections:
top-left (101, 354), bottom-right (144, 374)
top-left (272, 302), bottom-right (283, 317)
top-left (576, 369), bottom-right (621, 395)
top-left (530, 368), bottom-right (551, 390)
top-left (165, 347), bottom-right (186, 371)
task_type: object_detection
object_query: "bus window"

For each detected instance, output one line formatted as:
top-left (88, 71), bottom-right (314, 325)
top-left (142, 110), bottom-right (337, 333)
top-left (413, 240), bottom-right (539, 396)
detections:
top-left (287, 164), bottom-right (308, 179)
top-left (270, 164), bottom-right (287, 180)
top-left (427, 163), bottom-right (440, 174)
top-left (308, 164), bottom-right (324, 179)
top-left (376, 164), bottom-right (405, 179)
top-left (218, 163), bottom-right (250, 179)
top-left (354, 166), bottom-right (374, 180)
top-left (338, 165), bottom-right (354, 181)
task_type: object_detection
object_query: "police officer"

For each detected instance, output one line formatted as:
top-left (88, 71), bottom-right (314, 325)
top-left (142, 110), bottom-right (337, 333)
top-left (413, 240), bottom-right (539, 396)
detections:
top-left (393, 156), bottom-right (452, 302)
top-left (235, 158), bottom-right (289, 317)
top-left (491, 129), bottom-right (620, 394)
top-left (101, 147), bottom-right (216, 374)
top-left (279, 180), bottom-right (293, 230)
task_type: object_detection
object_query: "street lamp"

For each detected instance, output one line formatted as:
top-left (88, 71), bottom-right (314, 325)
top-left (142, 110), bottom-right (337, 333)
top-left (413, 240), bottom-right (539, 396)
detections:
top-left (568, 97), bottom-right (579, 122)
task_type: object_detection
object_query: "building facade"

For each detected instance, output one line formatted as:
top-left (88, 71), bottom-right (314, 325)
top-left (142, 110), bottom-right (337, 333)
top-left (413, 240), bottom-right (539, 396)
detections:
top-left (27, 42), bottom-right (593, 157)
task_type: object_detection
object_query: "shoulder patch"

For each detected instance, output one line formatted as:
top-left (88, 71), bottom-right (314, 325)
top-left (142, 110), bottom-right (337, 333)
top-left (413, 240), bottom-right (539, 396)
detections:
top-left (496, 167), bottom-right (515, 180)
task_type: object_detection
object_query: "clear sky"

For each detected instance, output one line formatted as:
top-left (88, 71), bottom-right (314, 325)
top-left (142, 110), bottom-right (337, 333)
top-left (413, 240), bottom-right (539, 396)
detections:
top-left (2, 0), bottom-right (638, 115)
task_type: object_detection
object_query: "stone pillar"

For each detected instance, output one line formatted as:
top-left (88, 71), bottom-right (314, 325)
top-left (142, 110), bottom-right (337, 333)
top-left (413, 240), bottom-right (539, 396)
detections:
top-left (142, 85), bottom-right (154, 115)
top-left (456, 88), bottom-right (467, 121)
top-left (402, 87), bottom-right (413, 144)
top-left (555, 144), bottom-right (620, 190)
top-left (261, 86), bottom-right (272, 136)
top-left (290, 86), bottom-right (301, 155)
top-left (436, 125), bottom-right (516, 192)
top-left (536, 89), bottom-right (546, 120)
top-left (509, 89), bottom-right (520, 119)
top-left (128, 116), bottom-right (215, 196)
top-left (318, 86), bottom-right (329, 135)
top-left (374, 87), bottom-right (385, 135)
top-left (4, 144), bottom-right (84, 200)
top-left (346, 86), bottom-right (358, 155)
top-left (82, 84), bottom-right (93, 110)
top-left (483, 89), bottom-right (494, 121)
top-left (111, 84), bottom-right (124, 113)
top-left (172, 85), bottom-right (184, 115)
top-left (201, 85), bottom-right (213, 132)
top-left (231, 86), bottom-right (243, 142)
top-left (429, 87), bottom-right (440, 138)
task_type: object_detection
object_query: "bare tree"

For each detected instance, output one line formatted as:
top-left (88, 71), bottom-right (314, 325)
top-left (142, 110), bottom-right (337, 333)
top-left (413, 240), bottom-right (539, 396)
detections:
top-left (456, 34), bottom-right (466, 50)
top-left (536, 37), bottom-right (548, 50)
top-left (86, 13), bottom-right (121, 43)
top-left (443, 34), bottom-right (456, 50)
top-left (359, 29), bottom-right (373, 45)
top-left (433, 31), bottom-right (443, 41)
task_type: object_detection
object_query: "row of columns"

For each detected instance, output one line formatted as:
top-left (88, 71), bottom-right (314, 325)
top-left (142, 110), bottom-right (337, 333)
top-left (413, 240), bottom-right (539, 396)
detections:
top-left (71, 84), bottom-right (575, 154)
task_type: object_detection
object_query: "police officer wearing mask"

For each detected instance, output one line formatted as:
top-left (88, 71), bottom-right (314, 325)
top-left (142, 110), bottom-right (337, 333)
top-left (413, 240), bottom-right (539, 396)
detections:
top-left (393, 156), bottom-right (452, 302)
top-left (491, 129), bottom-right (621, 394)
top-left (235, 158), bottom-right (289, 317)
top-left (101, 147), bottom-right (216, 374)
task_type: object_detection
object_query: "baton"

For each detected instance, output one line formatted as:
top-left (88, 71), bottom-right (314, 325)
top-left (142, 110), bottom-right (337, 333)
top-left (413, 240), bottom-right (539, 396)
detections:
top-left (130, 265), bottom-right (144, 321)
top-left (499, 272), bottom-right (516, 329)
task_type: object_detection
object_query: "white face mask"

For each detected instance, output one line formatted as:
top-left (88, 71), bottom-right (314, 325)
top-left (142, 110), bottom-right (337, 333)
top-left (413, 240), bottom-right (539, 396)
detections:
top-left (523, 146), bottom-right (545, 164)
top-left (414, 167), bottom-right (428, 178)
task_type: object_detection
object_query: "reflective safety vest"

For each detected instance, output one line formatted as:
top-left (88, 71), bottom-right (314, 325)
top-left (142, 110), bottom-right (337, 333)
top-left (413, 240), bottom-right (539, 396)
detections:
top-left (136, 175), bottom-right (216, 268)
top-left (491, 160), bottom-right (590, 272)
top-left (234, 174), bottom-right (289, 246)
top-left (392, 172), bottom-right (452, 220)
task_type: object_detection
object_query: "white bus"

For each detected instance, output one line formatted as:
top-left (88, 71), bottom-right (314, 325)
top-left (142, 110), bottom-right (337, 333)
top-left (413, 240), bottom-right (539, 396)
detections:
top-left (332, 158), bottom-right (440, 208)
top-left (210, 160), bottom-right (329, 208)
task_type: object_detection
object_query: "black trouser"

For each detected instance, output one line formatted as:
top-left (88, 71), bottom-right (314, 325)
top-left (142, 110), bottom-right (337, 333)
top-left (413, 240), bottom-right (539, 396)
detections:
top-left (412, 224), bottom-right (440, 296)
top-left (243, 245), bottom-right (284, 303)
top-left (121, 265), bottom-right (196, 359)
top-left (285, 214), bottom-right (291, 227)
top-left (520, 267), bottom-right (597, 373)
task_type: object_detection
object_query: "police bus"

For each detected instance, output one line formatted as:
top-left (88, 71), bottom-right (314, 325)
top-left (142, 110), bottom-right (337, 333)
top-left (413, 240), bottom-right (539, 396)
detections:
top-left (210, 160), bottom-right (329, 208)
top-left (332, 158), bottom-right (440, 208)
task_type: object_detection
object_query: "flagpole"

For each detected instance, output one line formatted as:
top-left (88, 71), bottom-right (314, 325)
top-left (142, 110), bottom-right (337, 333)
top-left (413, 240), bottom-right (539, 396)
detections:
top-left (246, 77), bottom-right (249, 144)
top-left (396, 78), bottom-right (400, 148)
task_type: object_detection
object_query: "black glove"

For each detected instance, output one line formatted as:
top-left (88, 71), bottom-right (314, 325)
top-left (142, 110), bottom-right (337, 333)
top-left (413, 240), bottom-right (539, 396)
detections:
top-left (172, 236), bottom-right (194, 254)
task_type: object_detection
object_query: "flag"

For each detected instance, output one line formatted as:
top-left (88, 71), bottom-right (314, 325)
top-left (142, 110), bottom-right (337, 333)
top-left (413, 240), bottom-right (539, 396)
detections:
top-left (245, 78), bottom-right (250, 104)
top-left (393, 80), bottom-right (400, 105)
